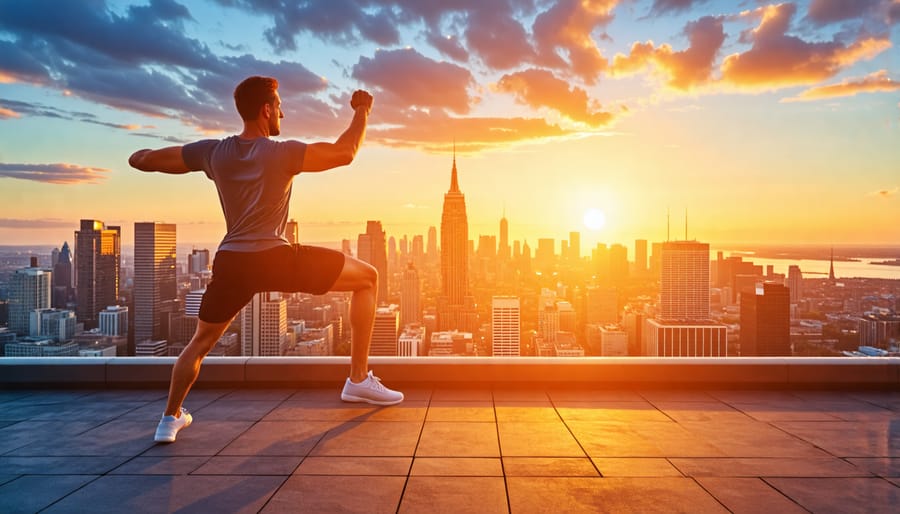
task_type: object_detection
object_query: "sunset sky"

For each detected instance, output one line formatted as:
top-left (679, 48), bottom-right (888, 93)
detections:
top-left (1, 0), bottom-right (898, 252)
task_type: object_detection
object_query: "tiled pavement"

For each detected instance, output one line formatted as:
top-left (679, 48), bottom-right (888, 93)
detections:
top-left (0, 387), bottom-right (897, 513)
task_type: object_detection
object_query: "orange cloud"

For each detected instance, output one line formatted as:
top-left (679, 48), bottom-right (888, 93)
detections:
top-left (533, 0), bottom-right (619, 84)
top-left (784, 70), bottom-right (900, 101)
top-left (721, 3), bottom-right (891, 89)
top-left (0, 163), bottom-right (110, 184)
top-left (494, 68), bottom-right (614, 127)
top-left (870, 186), bottom-right (898, 198)
top-left (611, 16), bottom-right (725, 90)
top-left (0, 106), bottom-right (20, 119)
top-left (367, 110), bottom-right (571, 153)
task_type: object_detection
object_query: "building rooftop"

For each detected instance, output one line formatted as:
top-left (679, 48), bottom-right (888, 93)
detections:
top-left (0, 357), bottom-right (898, 513)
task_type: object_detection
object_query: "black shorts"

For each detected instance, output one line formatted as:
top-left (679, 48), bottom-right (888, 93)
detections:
top-left (198, 244), bottom-right (345, 323)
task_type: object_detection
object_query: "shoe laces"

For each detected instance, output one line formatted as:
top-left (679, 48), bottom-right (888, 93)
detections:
top-left (368, 372), bottom-right (386, 392)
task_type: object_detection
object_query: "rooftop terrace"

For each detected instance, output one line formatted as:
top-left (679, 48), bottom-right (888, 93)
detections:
top-left (0, 357), bottom-right (898, 513)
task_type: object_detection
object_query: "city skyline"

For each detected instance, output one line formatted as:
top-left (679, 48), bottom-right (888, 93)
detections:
top-left (0, 1), bottom-right (898, 248)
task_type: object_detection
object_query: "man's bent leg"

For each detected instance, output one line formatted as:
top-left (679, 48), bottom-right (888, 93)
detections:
top-left (329, 256), bottom-right (377, 383)
top-left (164, 318), bottom-right (232, 416)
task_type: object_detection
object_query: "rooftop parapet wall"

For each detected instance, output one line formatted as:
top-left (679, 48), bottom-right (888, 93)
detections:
top-left (1, 357), bottom-right (898, 389)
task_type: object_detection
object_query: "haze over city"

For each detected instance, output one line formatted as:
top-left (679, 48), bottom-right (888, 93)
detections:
top-left (0, 0), bottom-right (898, 249)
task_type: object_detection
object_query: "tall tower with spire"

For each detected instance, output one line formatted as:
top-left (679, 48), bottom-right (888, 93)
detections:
top-left (438, 147), bottom-right (475, 331)
top-left (828, 248), bottom-right (836, 281)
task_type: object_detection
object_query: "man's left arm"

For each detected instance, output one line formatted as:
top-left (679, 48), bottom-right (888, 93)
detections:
top-left (129, 146), bottom-right (190, 174)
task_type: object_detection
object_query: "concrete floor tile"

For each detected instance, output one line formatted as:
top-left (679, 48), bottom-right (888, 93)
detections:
top-left (569, 421), bottom-right (725, 458)
top-left (504, 457), bottom-right (599, 477)
top-left (81, 389), bottom-right (169, 402)
top-left (507, 477), bottom-right (728, 513)
top-left (411, 457), bottom-right (503, 476)
top-left (680, 420), bottom-right (832, 458)
top-left (43, 475), bottom-right (284, 514)
top-left (0, 455), bottom-right (129, 474)
top-left (499, 421), bottom-right (585, 457)
top-left (847, 457), bottom-right (900, 477)
top-left (219, 421), bottom-right (338, 456)
top-left (193, 456), bottom-right (302, 475)
top-left (263, 401), bottom-right (379, 422)
top-left (366, 401), bottom-right (428, 421)
top-left (296, 456), bottom-right (410, 475)
top-left (695, 477), bottom-right (808, 514)
top-left (0, 421), bottom-right (98, 455)
top-left (191, 400), bottom-right (280, 421)
top-left (729, 401), bottom-right (844, 422)
top-left (709, 390), bottom-right (801, 403)
top-left (116, 398), bottom-right (217, 420)
top-left (221, 389), bottom-right (296, 401)
top-left (0, 475), bottom-right (98, 514)
top-left (0, 476), bottom-right (18, 487)
top-left (110, 456), bottom-right (209, 475)
top-left (263, 475), bottom-right (405, 514)
top-left (492, 389), bottom-right (550, 402)
top-left (9, 420), bottom-right (157, 457)
top-left (652, 401), bottom-right (753, 423)
top-left (547, 389), bottom-right (645, 402)
top-left (426, 401), bottom-right (495, 422)
top-left (638, 390), bottom-right (716, 402)
top-left (765, 477), bottom-right (900, 514)
top-left (556, 401), bottom-right (671, 422)
top-left (311, 421), bottom-right (422, 457)
top-left (670, 457), bottom-right (871, 477)
top-left (417, 421), bottom-right (499, 457)
top-left (432, 388), bottom-right (494, 401)
top-left (400, 476), bottom-right (507, 514)
top-left (495, 404), bottom-right (561, 422)
top-left (287, 388), bottom-right (343, 402)
top-left (592, 458), bottom-right (683, 477)
top-left (773, 420), bottom-right (900, 457)
top-left (142, 421), bottom-right (254, 457)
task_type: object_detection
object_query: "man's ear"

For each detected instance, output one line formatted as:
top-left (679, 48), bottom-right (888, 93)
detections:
top-left (261, 102), bottom-right (271, 120)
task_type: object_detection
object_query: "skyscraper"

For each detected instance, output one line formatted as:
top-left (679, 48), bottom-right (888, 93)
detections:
top-left (491, 296), bottom-right (520, 356)
top-left (426, 226), bottom-right (437, 264)
top-left (569, 231), bottom-right (581, 262)
top-left (659, 241), bottom-right (710, 321)
top-left (9, 260), bottom-right (51, 336)
top-left (634, 239), bottom-right (648, 275)
top-left (134, 222), bottom-right (177, 343)
top-left (357, 220), bottom-right (388, 304)
top-left (99, 305), bottom-right (129, 337)
top-left (438, 151), bottom-right (473, 331)
top-left (188, 249), bottom-right (210, 274)
top-left (371, 304), bottom-right (400, 356)
top-left (241, 292), bottom-right (287, 356)
top-left (740, 283), bottom-right (791, 356)
top-left (787, 265), bottom-right (803, 305)
top-left (499, 214), bottom-right (510, 261)
top-left (75, 219), bottom-right (121, 329)
top-left (285, 219), bottom-right (299, 244)
top-left (400, 262), bottom-right (421, 327)
top-left (52, 241), bottom-right (73, 309)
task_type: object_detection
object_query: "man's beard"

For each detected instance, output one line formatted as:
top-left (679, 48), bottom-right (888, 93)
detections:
top-left (270, 118), bottom-right (280, 136)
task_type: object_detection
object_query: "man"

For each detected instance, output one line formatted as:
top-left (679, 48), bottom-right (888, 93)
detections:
top-left (129, 76), bottom-right (403, 444)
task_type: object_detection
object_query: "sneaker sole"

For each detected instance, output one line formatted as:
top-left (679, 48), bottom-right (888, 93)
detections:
top-left (340, 393), bottom-right (404, 406)
top-left (153, 417), bottom-right (192, 443)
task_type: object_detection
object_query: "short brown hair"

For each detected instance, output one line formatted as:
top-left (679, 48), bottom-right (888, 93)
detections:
top-left (233, 76), bottom-right (279, 121)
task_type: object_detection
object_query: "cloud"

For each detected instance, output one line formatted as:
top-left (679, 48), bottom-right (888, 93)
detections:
top-left (494, 68), bottom-right (615, 126)
top-left (721, 3), bottom-right (891, 89)
top-left (532, 0), bottom-right (618, 84)
top-left (464, 6), bottom-right (535, 70)
top-left (0, 218), bottom-right (76, 229)
top-left (648, 0), bottom-right (710, 16)
top-left (425, 32), bottom-right (469, 63)
top-left (351, 48), bottom-right (476, 115)
top-left (869, 186), bottom-right (898, 198)
top-left (0, 106), bottom-right (20, 119)
top-left (611, 16), bottom-right (725, 90)
top-left (0, 163), bottom-right (110, 184)
top-left (783, 70), bottom-right (900, 101)
top-left (807, 0), bottom-right (882, 26)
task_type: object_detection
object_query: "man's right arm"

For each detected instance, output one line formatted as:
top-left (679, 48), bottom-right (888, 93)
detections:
top-left (300, 90), bottom-right (372, 173)
top-left (128, 146), bottom-right (190, 174)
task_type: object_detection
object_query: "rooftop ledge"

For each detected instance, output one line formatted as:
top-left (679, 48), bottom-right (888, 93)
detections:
top-left (1, 356), bottom-right (898, 389)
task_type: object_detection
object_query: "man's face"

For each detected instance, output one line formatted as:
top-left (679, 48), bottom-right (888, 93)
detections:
top-left (269, 91), bottom-right (284, 136)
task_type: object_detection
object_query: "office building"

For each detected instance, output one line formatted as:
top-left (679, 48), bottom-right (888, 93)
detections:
top-left (599, 325), bottom-right (629, 356)
top-left (400, 262), bottom-right (421, 327)
top-left (740, 283), bottom-right (791, 356)
top-left (634, 239), bottom-right (648, 275)
top-left (398, 324), bottom-right (426, 357)
top-left (357, 220), bottom-right (388, 304)
top-left (241, 292), bottom-right (287, 356)
top-left (8, 259), bottom-right (51, 336)
top-left (134, 222), bottom-right (177, 344)
top-left (644, 319), bottom-right (727, 356)
top-left (98, 305), bottom-right (129, 337)
top-left (29, 308), bottom-right (76, 343)
top-left (659, 241), bottom-right (710, 320)
top-left (429, 331), bottom-right (473, 356)
top-left (52, 241), bottom-right (74, 308)
top-left (438, 151), bottom-right (476, 332)
top-left (491, 296), bottom-right (520, 356)
top-left (370, 305), bottom-right (400, 356)
top-left (188, 249), bottom-right (210, 274)
top-left (75, 219), bottom-right (121, 329)
top-left (135, 339), bottom-right (168, 357)
top-left (787, 265), bottom-right (803, 305)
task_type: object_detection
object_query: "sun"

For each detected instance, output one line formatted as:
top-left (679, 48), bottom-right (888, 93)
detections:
top-left (583, 208), bottom-right (606, 231)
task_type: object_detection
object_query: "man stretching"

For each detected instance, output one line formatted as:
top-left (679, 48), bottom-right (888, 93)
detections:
top-left (129, 76), bottom-right (403, 443)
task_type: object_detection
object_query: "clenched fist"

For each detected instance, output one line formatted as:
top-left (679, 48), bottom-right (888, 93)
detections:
top-left (350, 90), bottom-right (374, 114)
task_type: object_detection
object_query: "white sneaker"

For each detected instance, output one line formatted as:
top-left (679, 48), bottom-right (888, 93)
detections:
top-left (154, 407), bottom-right (192, 443)
top-left (341, 371), bottom-right (404, 406)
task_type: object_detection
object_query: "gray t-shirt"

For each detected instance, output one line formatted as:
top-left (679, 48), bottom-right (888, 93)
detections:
top-left (183, 136), bottom-right (306, 252)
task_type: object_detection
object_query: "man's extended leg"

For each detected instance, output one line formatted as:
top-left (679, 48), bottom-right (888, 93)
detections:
top-left (154, 318), bottom-right (232, 442)
top-left (329, 256), bottom-right (403, 405)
